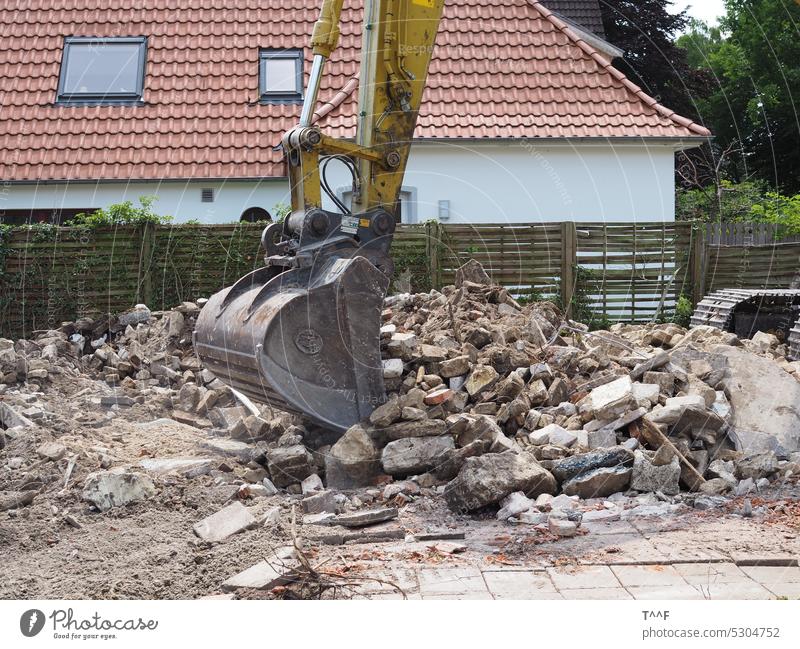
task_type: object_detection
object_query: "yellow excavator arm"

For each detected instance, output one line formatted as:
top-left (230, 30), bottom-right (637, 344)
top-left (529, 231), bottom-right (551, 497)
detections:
top-left (194, 0), bottom-right (445, 432)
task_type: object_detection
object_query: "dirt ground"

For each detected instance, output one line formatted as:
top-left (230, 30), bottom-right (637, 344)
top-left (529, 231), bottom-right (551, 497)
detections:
top-left (2, 304), bottom-right (799, 600)
top-left (2, 381), bottom-right (799, 600)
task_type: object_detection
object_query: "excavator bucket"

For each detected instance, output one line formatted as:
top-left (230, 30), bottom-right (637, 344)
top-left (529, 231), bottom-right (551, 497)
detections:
top-left (194, 255), bottom-right (390, 433)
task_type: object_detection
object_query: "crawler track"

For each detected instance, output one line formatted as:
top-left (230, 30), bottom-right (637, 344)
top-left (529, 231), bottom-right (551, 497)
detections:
top-left (691, 288), bottom-right (800, 361)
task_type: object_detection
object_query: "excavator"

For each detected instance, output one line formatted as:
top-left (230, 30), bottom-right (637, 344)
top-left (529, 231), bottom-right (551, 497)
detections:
top-left (194, 0), bottom-right (445, 433)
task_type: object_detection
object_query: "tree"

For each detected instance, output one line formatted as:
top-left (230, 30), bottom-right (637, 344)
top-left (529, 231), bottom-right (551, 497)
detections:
top-left (678, 0), bottom-right (800, 193)
top-left (599, 0), bottom-right (711, 122)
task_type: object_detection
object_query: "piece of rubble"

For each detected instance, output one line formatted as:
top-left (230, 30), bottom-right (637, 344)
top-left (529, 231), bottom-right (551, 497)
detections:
top-left (36, 441), bottom-right (67, 462)
top-left (465, 364), bottom-right (499, 397)
top-left (444, 452), bottom-right (556, 512)
top-left (734, 452), bottom-right (778, 481)
top-left (138, 457), bottom-right (214, 477)
top-left (382, 358), bottom-right (404, 379)
top-left (382, 418), bottom-right (448, 440)
top-left (551, 446), bottom-right (634, 484)
top-left (562, 466), bottom-right (632, 498)
top-left (548, 513), bottom-right (579, 537)
top-left (0, 491), bottom-right (36, 511)
top-left (222, 547), bottom-right (300, 591)
top-left (455, 259), bottom-right (491, 287)
top-left (201, 438), bottom-right (253, 462)
top-left (326, 424), bottom-right (380, 489)
top-left (100, 394), bottom-right (136, 407)
top-left (302, 490), bottom-right (337, 514)
top-left (193, 501), bottom-right (258, 543)
top-left (301, 474), bottom-right (324, 494)
top-left (82, 469), bottom-right (156, 512)
top-left (266, 445), bottom-right (314, 488)
top-left (172, 410), bottom-right (212, 429)
top-left (630, 450), bottom-right (680, 495)
top-left (369, 398), bottom-right (401, 427)
top-left (718, 346), bottom-right (800, 454)
top-left (331, 506), bottom-right (398, 528)
top-left (579, 375), bottom-right (637, 421)
top-left (496, 491), bottom-right (534, 520)
top-left (381, 436), bottom-right (454, 476)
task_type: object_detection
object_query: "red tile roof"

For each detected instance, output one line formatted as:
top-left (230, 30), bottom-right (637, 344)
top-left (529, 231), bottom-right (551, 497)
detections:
top-left (0, 0), bottom-right (710, 182)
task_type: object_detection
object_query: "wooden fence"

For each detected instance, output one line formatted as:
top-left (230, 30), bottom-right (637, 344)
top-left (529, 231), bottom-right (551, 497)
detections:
top-left (0, 219), bottom-right (794, 339)
top-left (703, 242), bottom-right (800, 294)
top-left (705, 221), bottom-right (800, 246)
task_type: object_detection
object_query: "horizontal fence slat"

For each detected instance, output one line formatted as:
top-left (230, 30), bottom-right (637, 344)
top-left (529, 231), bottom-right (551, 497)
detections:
top-left (1, 220), bottom-right (794, 337)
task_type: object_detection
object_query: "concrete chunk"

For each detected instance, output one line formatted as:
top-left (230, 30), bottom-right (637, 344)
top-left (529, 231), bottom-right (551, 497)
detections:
top-left (82, 469), bottom-right (156, 512)
top-left (331, 507), bottom-right (398, 528)
top-left (193, 501), bottom-right (257, 543)
top-left (580, 376), bottom-right (636, 420)
top-left (222, 547), bottom-right (299, 591)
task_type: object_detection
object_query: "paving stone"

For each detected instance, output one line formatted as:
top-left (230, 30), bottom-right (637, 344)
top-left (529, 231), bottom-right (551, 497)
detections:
top-left (691, 582), bottom-right (774, 600)
top-left (673, 562), bottom-right (749, 585)
top-left (546, 565), bottom-right (622, 590)
top-left (482, 570), bottom-right (561, 600)
top-left (627, 585), bottom-right (706, 600)
top-left (732, 555), bottom-right (799, 567)
top-left (351, 567), bottom-right (420, 595)
top-left (418, 567), bottom-right (489, 597)
top-left (611, 564), bottom-right (688, 588)
top-left (422, 592), bottom-right (493, 600)
top-left (739, 566), bottom-right (800, 584)
top-left (559, 587), bottom-right (633, 600)
top-left (763, 583), bottom-right (800, 598)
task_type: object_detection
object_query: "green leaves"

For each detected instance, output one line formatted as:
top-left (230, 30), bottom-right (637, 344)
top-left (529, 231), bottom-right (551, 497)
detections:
top-left (679, 0), bottom-right (800, 192)
top-left (677, 181), bottom-right (800, 238)
top-left (67, 195), bottom-right (172, 227)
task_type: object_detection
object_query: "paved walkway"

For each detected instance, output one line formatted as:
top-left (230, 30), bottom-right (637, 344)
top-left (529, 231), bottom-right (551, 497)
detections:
top-left (357, 563), bottom-right (800, 600)
top-left (325, 513), bottom-right (800, 600)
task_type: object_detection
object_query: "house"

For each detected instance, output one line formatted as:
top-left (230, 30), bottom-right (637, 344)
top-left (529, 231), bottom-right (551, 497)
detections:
top-left (0, 0), bottom-right (710, 225)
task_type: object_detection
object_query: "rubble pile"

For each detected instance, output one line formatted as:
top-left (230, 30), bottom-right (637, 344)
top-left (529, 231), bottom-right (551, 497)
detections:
top-left (318, 260), bottom-right (800, 532)
top-left (2, 260), bottom-right (800, 553)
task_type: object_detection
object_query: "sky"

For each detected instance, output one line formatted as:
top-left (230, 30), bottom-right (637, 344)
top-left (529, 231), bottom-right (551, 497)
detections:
top-left (672, 0), bottom-right (727, 25)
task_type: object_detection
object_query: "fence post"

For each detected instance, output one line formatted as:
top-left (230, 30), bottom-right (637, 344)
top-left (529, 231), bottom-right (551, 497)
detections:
top-left (691, 225), bottom-right (705, 306)
top-left (560, 221), bottom-right (577, 317)
top-left (426, 220), bottom-right (442, 290)
top-left (138, 223), bottom-right (155, 307)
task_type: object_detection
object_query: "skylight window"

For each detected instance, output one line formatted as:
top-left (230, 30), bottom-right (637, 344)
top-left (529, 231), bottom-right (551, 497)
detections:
top-left (57, 37), bottom-right (147, 104)
top-left (259, 49), bottom-right (303, 103)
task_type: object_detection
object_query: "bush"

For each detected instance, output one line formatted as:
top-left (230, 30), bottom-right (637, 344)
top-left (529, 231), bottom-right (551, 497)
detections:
top-left (676, 181), bottom-right (800, 237)
top-left (671, 294), bottom-right (694, 328)
top-left (68, 195), bottom-right (172, 227)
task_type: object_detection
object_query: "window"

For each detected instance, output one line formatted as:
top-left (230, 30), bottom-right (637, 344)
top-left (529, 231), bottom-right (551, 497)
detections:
top-left (57, 37), bottom-right (147, 104)
top-left (240, 207), bottom-right (272, 223)
top-left (259, 49), bottom-right (303, 103)
top-left (201, 188), bottom-right (215, 203)
top-left (339, 188), bottom-right (417, 224)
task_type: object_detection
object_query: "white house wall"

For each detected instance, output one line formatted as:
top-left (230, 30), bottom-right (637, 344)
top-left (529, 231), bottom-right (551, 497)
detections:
top-left (0, 179), bottom-right (291, 224)
top-left (1, 141), bottom-right (682, 224)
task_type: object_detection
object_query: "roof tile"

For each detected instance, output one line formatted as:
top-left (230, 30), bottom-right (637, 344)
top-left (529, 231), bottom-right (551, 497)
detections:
top-left (0, 0), bottom-right (710, 182)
